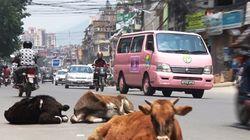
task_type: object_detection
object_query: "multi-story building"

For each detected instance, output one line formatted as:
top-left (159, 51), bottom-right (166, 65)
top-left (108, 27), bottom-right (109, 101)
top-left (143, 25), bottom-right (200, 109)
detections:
top-left (82, 0), bottom-right (116, 64)
top-left (46, 33), bottom-right (56, 48)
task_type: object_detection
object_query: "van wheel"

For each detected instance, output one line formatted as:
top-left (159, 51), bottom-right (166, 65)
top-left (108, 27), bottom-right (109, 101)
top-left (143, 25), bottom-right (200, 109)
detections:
top-left (142, 75), bottom-right (155, 96)
top-left (118, 75), bottom-right (128, 94)
top-left (191, 90), bottom-right (204, 98)
top-left (162, 90), bottom-right (172, 97)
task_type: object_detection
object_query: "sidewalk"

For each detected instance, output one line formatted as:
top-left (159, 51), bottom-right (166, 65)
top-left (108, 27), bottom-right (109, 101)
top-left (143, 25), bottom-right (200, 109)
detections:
top-left (214, 82), bottom-right (234, 87)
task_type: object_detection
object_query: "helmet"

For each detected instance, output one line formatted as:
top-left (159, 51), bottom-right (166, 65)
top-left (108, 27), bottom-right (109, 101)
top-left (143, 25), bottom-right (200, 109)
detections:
top-left (97, 52), bottom-right (103, 59)
top-left (23, 41), bottom-right (32, 49)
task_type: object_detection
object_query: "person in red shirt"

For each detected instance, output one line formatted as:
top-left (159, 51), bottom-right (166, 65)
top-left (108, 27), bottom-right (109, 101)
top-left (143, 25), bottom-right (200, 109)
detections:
top-left (2, 65), bottom-right (11, 78)
top-left (93, 52), bottom-right (107, 84)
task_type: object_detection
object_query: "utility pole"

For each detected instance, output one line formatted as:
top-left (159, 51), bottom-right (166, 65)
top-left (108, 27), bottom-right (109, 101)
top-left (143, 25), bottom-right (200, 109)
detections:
top-left (68, 31), bottom-right (73, 65)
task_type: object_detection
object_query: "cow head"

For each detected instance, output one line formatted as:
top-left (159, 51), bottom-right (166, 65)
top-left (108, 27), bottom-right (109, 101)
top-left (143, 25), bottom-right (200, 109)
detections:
top-left (116, 95), bottom-right (134, 115)
top-left (138, 99), bottom-right (192, 140)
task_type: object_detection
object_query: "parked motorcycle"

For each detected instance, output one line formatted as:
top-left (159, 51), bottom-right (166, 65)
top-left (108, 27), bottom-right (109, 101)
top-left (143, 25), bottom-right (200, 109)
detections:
top-left (17, 66), bottom-right (39, 97)
top-left (94, 66), bottom-right (107, 92)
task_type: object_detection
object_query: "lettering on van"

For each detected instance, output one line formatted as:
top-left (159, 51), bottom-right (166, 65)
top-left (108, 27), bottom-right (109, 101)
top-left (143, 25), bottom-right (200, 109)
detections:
top-left (182, 54), bottom-right (192, 64)
top-left (130, 56), bottom-right (140, 72)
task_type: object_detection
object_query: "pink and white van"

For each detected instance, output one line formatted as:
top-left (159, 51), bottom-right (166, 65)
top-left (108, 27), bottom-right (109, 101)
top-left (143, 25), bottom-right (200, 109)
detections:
top-left (114, 30), bottom-right (213, 98)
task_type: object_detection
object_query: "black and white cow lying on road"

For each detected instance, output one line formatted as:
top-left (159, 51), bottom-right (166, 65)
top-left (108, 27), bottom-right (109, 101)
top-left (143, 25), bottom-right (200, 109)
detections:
top-left (70, 91), bottom-right (134, 123)
top-left (4, 95), bottom-right (70, 124)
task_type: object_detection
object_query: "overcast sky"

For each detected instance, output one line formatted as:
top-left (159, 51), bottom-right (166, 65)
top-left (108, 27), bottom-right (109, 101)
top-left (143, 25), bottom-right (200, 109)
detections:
top-left (22, 0), bottom-right (116, 46)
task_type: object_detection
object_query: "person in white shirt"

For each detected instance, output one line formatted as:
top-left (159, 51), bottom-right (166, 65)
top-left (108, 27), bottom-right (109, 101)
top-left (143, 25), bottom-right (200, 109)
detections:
top-left (12, 41), bottom-right (38, 87)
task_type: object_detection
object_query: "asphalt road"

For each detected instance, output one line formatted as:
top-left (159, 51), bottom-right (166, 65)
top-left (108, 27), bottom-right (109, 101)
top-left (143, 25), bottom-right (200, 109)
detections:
top-left (0, 83), bottom-right (249, 140)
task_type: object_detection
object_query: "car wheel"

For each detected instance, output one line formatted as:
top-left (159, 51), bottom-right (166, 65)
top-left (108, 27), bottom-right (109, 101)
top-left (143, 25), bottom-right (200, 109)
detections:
top-left (55, 82), bottom-right (58, 86)
top-left (191, 90), bottom-right (204, 98)
top-left (162, 90), bottom-right (172, 97)
top-left (65, 84), bottom-right (69, 89)
top-left (142, 75), bottom-right (155, 96)
top-left (118, 74), bottom-right (129, 94)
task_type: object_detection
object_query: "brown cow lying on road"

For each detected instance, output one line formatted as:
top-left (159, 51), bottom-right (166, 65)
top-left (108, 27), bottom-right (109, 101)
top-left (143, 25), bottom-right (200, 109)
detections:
top-left (70, 91), bottom-right (134, 123)
top-left (88, 98), bottom-right (192, 140)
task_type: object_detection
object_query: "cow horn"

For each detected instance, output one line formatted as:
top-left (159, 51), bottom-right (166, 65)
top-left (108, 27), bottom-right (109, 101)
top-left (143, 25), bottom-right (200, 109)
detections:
top-left (171, 98), bottom-right (180, 105)
top-left (145, 100), bottom-right (152, 106)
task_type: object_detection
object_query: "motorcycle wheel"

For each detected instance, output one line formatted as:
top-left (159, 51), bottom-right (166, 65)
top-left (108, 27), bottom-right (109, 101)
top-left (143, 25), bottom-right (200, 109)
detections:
top-left (26, 90), bottom-right (31, 98)
top-left (237, 101), bottom-right (250, 125)
top-left (100, 77), bottom-right (105, 92)
top-left (5, 82), bottom-right (8, 87)
top-left (19, 87), bottom-right (23, 97)
top-left (95, 85), bottom-right (99, 92)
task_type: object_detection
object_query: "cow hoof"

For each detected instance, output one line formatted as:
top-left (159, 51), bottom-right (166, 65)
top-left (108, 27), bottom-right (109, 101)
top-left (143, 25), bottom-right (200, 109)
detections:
top-left (62, 116), bottom-right (68, 122)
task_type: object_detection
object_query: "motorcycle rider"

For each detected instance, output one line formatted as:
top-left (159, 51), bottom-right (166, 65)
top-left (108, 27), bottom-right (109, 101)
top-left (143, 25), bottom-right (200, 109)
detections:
top-left (12, 41), bottom-right (38, 88)
top-left (93, 52), bottom-right (107, 84)
top-left (239, 52), bottom-right (250, 93)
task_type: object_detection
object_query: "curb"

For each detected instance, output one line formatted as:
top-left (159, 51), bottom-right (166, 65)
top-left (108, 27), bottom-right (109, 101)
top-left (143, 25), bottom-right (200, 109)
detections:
top-left (214, 82), bottom-right (234, 87)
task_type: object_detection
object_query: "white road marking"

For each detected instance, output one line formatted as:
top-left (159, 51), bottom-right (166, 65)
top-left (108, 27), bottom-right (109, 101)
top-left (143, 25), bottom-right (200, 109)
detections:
top-left (76, 134), bottom-right (85, 137)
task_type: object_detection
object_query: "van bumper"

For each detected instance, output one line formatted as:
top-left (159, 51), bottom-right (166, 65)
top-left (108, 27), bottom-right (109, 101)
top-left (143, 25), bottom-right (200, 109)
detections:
top-left (150, 72), bottom-right (214, 90)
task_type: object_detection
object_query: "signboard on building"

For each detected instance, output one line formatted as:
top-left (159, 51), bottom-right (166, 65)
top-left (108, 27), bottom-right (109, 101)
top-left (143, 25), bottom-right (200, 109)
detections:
top-left (205, 12), bottom-right (223, 36)
top-left (52, 59), bottom-right (61, 67)
top-left (185, 11), bottom-right (206, 32)
top-left (245, 2), bottom-right (250, 25)
top-left (222, 10), bottom-right (243, 29)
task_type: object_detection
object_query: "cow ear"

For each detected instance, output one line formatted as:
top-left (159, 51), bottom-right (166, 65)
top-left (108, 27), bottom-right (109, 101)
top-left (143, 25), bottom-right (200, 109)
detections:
top-left (138, 105), bottom-right (151, 115)
top-left (174, 106), bottom-right (192, 116)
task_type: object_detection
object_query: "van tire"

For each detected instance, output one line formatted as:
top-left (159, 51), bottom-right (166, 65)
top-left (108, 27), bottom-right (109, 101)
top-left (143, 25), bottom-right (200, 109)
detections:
top-left (118, 75), bottom-right (129, 94)
top-left (142, 75), bottom-right (155, 96)
top-left (162, 90), bottom-right (172, 97)
top-left (191, 90), bottom-right (204, 98)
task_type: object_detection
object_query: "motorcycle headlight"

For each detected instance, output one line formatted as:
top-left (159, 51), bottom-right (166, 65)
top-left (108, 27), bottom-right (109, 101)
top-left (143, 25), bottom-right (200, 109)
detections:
top-left (203, 65), bottom-right (213, 74)
top-left (157, 64), bottom-right (171, 72)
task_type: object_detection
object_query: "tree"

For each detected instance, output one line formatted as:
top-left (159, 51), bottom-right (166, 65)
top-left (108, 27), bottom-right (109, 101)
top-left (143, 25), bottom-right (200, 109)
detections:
top-left (0, 0), bottom-right (30, 58)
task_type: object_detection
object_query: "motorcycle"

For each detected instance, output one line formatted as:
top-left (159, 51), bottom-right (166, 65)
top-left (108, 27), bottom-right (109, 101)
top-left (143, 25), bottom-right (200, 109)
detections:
top-left (236, 67), bottom-right (250, 125)
top-left (3, 76), bottom-right (11, 87)
top-left (17, 66), bottom-right (39, 97)
top-left (94, 66), bottom-right (108, 92)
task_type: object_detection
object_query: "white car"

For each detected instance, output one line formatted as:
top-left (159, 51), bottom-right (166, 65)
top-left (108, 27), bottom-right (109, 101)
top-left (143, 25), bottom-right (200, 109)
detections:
top-left (54, 69), bottom-right (68, 85)
top-left (65, 65), bottom-right (94, 89)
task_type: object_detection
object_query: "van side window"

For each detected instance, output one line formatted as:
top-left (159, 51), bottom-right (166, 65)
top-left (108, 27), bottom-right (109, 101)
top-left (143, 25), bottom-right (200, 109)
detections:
top-left (146, 35), bottom-right (154, 51)
top-left (131, 36), bottom-right (144, 53)
top-left (117, 38), bottom-right (132, 53)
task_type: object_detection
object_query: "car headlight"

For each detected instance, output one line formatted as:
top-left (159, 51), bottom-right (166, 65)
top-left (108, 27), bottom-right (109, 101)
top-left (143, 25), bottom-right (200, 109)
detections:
top-left (203, 65), bottom-right (213, 74)
top-left (157, 64), bottom-right (171, 72)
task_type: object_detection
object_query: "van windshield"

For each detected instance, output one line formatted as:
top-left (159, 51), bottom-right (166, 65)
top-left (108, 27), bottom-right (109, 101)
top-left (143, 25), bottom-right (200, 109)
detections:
top-left (156, 33), bottom-right (208, 54)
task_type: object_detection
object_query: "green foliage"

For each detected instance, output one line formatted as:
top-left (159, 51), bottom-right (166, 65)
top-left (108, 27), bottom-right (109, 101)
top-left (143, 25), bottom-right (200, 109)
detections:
top-left (0, 0), bottom-right (30, 58)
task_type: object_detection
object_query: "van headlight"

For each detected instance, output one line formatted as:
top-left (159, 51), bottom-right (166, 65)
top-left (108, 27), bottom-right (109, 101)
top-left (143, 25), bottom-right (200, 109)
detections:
top-left (157, 64), bottom-right (171, 72)
top-left (203, 66), bottom-right (213, 74)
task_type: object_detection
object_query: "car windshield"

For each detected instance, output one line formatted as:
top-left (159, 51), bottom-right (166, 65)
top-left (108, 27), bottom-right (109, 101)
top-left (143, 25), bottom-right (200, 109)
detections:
top-left (69, 66), bottom-right (92, 73)
top-left (58, 71), bottom-right (67, 75)
top-left (156, 33), bottom-right (207, 54)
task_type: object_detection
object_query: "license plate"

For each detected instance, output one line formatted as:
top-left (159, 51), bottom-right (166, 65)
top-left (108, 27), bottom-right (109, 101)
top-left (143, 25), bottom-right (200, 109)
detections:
top-left (28, 74), bottom-right (35, 78)
top-left (181, 80), bottom-right (195, 85)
